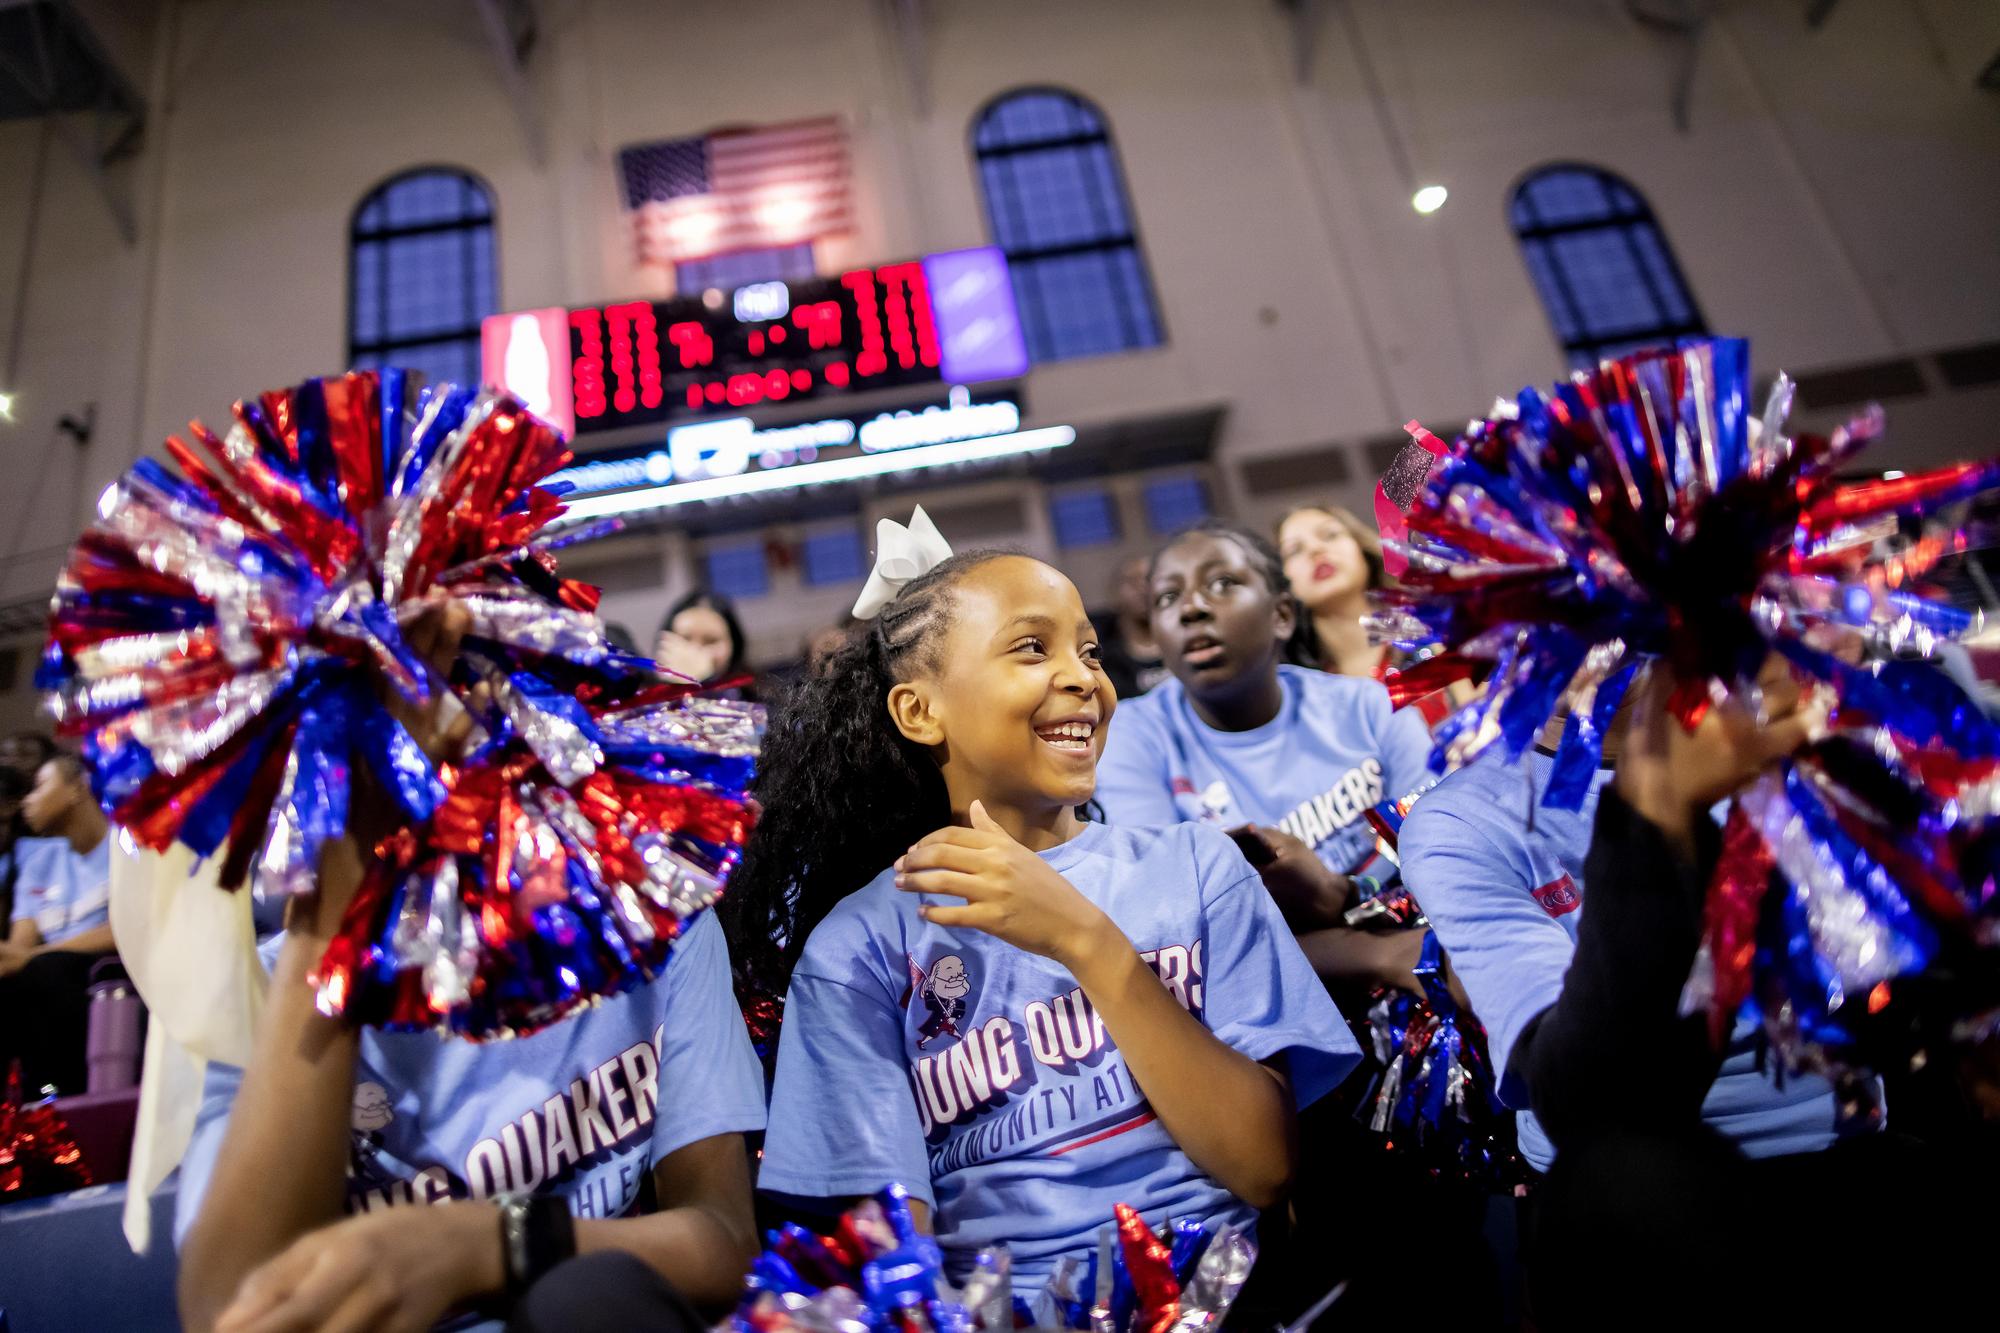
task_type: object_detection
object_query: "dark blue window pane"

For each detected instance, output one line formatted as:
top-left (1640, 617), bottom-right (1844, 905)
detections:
top-left (974, 90), bottom-right (1102, 149)
top-left (1516, 168), bottom-right (1616, 227)
top-left (1143, 477), bottom-right (1209, 536)
top-left (1110, 248), bottom-right (1161, 344)
top-left (1519, 241), bottom-right (1579, 340)
top-left (351, 242), bottom-right (383, 341)
top-left (1011, 248), bottom-right (1161, 363)
top-left (381, 171), bottom-right (486, 227)
top-left (704, 541), bottom-right (770, 599)
top-left (1051, 489), bottom-right (1120, 549)
top-left (676, 242), bottom-right (816, 293)
top-left (350, 169), bottom-right (496, 388)
top-left (1545, 230), bottom-right (1661, 339)
top-left (1511, 164), bottom-right (1704, 367)
top-left (359, 337), bottom-right (481, 389)
top-left (1628, 227), bottom-right (1692, 323)
top-left (973, 89), bottom-right (1162, 365)
top-left (801, 527), bottom-right (866, 586)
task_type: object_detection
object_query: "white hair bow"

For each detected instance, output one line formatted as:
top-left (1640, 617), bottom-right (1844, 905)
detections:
top-left (852, 506), bottom-right (954, 619)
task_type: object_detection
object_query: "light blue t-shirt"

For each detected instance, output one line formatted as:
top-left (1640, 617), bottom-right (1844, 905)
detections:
top-left (1094, 667), bottom-right (1434, 876)
top-left (8, 835), bottom-right (111, 946)
top-left (757, 821), bottom-right (1359, 1286)
top-left (175, 911), bottom-right (766, 1245)
top-left (1398, 748), bottom-right (1842, 1172)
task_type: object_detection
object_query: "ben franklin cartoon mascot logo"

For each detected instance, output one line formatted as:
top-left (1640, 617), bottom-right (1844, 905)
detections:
top-left (904, 954), bottom-right (974, 1049)
top-left (347, 1081), bottom-right (397, 1187)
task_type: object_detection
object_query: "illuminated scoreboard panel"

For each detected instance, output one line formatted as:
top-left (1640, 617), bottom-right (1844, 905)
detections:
top-left (570, 260), bottom-right (942, 433)
top-left (482, 247), bottom-right (1027, 443)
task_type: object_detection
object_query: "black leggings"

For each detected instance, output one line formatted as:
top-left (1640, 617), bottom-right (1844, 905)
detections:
top-left (0, 948), bottom-right (100, 1096)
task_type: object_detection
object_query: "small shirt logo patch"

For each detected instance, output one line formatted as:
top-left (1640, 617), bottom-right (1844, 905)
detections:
top-left (1532, 873), bottom-right (1581, 918)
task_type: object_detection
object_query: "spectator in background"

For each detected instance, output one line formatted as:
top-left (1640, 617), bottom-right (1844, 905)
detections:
top-left (0, 751), bottom-right (116, 1094)
top-left (1095, 554), bottom-right (1167, 700)
top-left (657, 590), bottom-right (756, 698)
top-left (0, 732), bottom-right (59, 944)
top-left (0, 766), bottom-right (31, 928)
top-left (1275, 504), bottom-right (1384, 678)
top-left (1277, 502), bottom-right (1456, 726)
top-left (0, 732), bottom-right (58, 781)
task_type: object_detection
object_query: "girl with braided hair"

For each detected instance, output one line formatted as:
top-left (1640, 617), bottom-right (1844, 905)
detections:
top-left (732, 510), bottom-right (1356, 1302)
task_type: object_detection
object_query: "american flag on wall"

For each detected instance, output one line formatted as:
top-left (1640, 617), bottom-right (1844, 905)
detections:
top-left (617, 116), bottom-right (854, 268)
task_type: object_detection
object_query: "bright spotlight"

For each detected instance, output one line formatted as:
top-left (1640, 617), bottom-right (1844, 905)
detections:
top-left (1412, 184), bottom-right (1449, 215)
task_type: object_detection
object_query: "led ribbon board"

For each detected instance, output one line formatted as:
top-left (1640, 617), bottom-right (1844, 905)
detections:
top-left (552, 424), bottom-right (1076, 524)
top-left (547, 386), bottom-right (1025, 495)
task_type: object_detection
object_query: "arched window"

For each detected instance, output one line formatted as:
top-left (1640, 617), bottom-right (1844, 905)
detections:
top-left (972, 88), bottom-right (1162, 364)
top-left (349, 168), bottom-right (497, 388)
top-left (1510, 164), bottom-right (1705, 369)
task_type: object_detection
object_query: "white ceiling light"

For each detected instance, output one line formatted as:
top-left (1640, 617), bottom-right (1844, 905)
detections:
top-left (1412, 184), bottom-right (1449, 215)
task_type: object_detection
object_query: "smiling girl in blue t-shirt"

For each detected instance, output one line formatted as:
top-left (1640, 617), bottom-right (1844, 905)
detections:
top-left (731, 519), bottom-right (1356, 1294)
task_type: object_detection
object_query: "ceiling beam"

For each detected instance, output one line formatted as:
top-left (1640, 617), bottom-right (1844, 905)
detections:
top-left (882, 0), bottom-right (930, 116)
top-left (472, 0), bottom-right (544, 166)
top-left (1626, 0), bottom-right (1713, 132)
top-left (0, 2), bottom-right (140, 244)
top-left (1280, 0), bottom-right (1329, 86)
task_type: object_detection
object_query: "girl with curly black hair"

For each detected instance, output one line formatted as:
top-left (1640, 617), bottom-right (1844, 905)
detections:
top-left (732, 516), bottom-right (1356, 1307)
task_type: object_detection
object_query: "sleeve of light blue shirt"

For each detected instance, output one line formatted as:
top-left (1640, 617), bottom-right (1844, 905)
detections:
top-left (1371, 684), bottom-right (1439, 800)
top-left (652, 912), bottom-right (769, 1158)
top-left (7, 840), bottom-right (63, 924)
top-left (5, 842), bottom-right (43, 923)
top-left (1194, 832), bottom-right (1361, 1108)
top-left (1093, 704), bottom-right (1181, 827)
top-left (173, 1056), bottom-right (243, 1247)
top-left (757, 966), bottom-right (934, 1208)
top-left (1398, 804), bottom-right (1571, 1108)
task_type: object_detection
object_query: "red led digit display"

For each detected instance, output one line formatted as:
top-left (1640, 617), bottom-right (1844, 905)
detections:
top-left (561, 263), bottom-right (944, 434)
top-left (570, 309), bottom-right (607, 421)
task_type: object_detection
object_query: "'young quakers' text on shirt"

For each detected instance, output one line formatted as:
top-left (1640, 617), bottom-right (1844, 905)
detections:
top-left (757, 820), bottom-right (1359, 1287)
top-left (175, 911), bottom-right (766, 1245)
top-left (1094, 666), bottom-right (1433, 877)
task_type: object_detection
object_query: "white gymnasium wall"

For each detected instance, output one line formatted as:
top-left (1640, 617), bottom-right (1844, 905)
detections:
top-left (0, 0), bottom-right (1996, 726)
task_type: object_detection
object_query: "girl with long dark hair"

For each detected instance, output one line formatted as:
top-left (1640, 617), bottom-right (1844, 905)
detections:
top-left (730, 512), bottom-right (1355, 1304)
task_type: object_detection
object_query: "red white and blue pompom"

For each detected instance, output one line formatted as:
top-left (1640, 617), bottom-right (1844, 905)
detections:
top-left (1372, 338), bottom-right (2000, 1072)
top-left (732, 1185), bottom-right (1256, 1333)
top-left (41, 369), bottom-right (758, 1038)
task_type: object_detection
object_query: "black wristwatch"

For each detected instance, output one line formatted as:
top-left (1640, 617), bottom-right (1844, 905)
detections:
top-left (497, 1194), bottom-right (577, 1299)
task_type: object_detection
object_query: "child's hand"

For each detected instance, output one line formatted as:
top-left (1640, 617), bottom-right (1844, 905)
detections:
top-left (1615, 656), bottom-right (1829, 852)
top-left (654, 629), bottom-right (719, 683)
top-left (285, 598), bottom-right (477, 947)
top-left (386, 598), bottom-right (479, 765)
top-left (1230, 824), bottom-right (1350, 930)
top-left (215, 1200), bottom-right (500, 1333)
top-left (895, 802), bottom-right (1115, 970)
